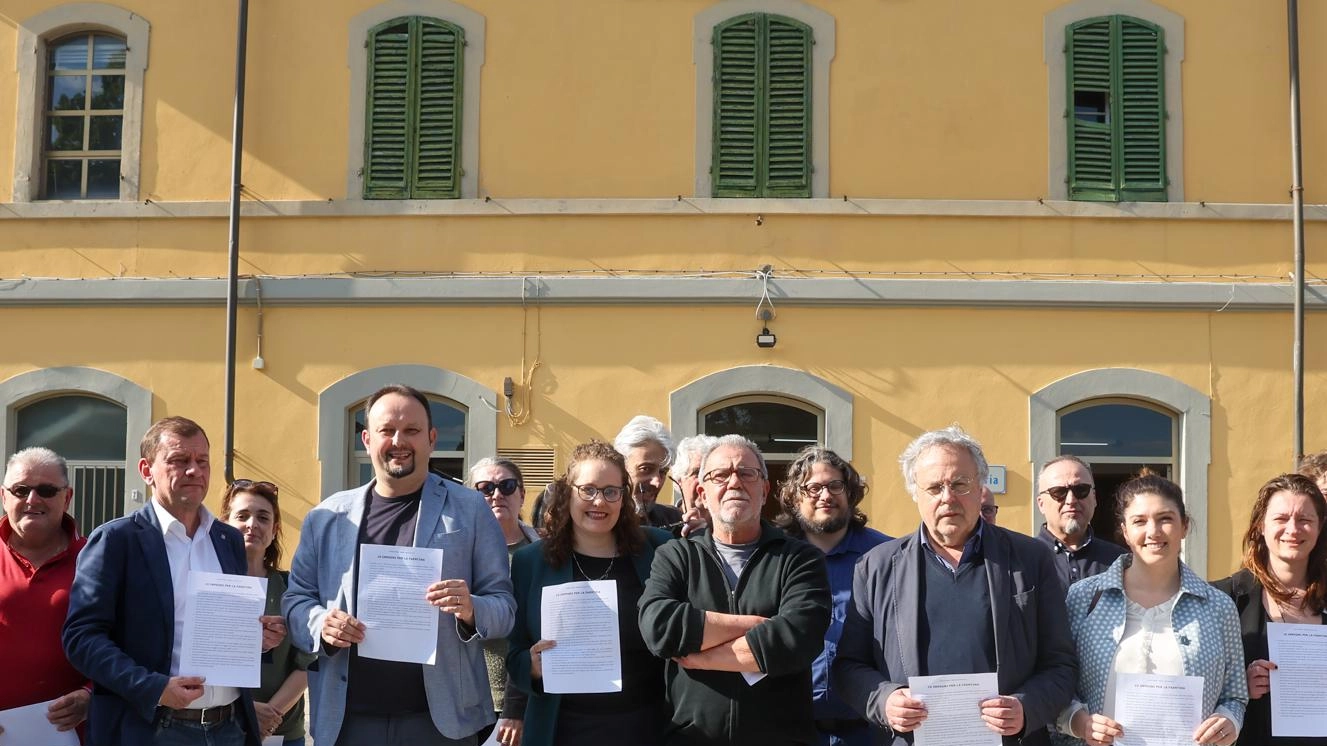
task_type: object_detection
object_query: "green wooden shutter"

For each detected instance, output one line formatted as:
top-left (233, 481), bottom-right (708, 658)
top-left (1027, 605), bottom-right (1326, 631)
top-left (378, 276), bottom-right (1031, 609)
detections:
top-left (764, 17), bottom-right (811, 197)
top-left (713, 15), bottom-right (761, 197)
top-left (712, 13), bottom-right (812, 198)
top-left (412, 19), bottom-right (463, 198)
top-left (1118, 17), bottom-right (1166, 201)
top-left (364, 20), bottom-right (413, 198)
top-left (1067, 15), bottom-right (1166, 202)
top-left (1067, 18), bottom-right (1115, 200)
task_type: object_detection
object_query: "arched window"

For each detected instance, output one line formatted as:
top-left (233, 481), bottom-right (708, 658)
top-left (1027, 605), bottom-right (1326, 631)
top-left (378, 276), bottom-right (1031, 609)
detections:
top-left (1057, 398), bottom-right (1177, 543)
top-left (701, 395), bottom-right (822, 519)
top-left (16, 394), bottom-right (127, 536)
top-left (349, 396), bottom-right (468, 484)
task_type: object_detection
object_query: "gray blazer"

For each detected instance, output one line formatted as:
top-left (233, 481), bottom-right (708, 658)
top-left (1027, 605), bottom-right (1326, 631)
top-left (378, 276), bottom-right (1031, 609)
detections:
top-left (832, 525), bottom-right (1077, 745)
top-left (283, 473), bottom-right (516, 743)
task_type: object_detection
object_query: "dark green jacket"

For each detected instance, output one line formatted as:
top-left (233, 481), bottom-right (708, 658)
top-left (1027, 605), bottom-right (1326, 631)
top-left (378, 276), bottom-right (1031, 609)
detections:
top-left (506, 527), bottom-right (673, 746)
top-left (638, 522), bottom-right (831, 745)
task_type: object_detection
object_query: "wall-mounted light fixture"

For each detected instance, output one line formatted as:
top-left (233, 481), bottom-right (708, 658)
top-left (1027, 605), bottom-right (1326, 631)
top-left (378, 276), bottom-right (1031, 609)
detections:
top-left (754, 265), bottom-right (777, 349)
top-left (756, 326), bottom-right (777, 348)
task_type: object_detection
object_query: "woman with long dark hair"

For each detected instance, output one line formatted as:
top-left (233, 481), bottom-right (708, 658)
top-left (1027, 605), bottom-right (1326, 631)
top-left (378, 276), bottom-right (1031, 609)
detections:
top-left (1212, 472), bottom-right (1327, 746)
top-left (506, 442), bottom-right (671, 746)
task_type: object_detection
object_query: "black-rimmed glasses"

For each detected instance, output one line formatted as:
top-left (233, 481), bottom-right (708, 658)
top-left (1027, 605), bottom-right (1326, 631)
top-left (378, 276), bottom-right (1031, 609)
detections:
top-left (800, 480), bottom-right (846, 497)
top-left (574, 484), bottom-right (624, 503)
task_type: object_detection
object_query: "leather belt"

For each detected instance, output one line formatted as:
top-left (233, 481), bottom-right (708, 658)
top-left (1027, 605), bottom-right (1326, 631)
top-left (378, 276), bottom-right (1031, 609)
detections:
top-left (162, 703), bottom-right (235, 727)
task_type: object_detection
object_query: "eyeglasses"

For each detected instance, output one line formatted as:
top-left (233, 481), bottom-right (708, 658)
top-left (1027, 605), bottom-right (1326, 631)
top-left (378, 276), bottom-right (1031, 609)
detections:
top-left (1040, 483), bottom-right (1093, 502)
top-left (981, 505), bottom-right (1000, 518)
top-left (919, 478), bottom-right (976, 497)
top-left (702, 467), bottom-right (765, 485)
top-left (801, 480), bottom-right (846, 497)
top-left (230, 479), bottom-right (278, 496)
top-left (475, 478), bottom-right (521, 497)
top-left (574, 484), bottom-right (624, 503)
top-left (3, 483), bottom-right (67, 499)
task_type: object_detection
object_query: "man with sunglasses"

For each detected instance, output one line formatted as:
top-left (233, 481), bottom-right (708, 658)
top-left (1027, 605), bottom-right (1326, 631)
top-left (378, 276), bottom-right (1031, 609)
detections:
top-left (1, 447), bottom-right (89, 740)
top-left (467, 458), bottom-right (538, 746)
top-left (1034, 455), bottom-right (1126, 588)
top-left (640, 434), bottom-right (831, 746)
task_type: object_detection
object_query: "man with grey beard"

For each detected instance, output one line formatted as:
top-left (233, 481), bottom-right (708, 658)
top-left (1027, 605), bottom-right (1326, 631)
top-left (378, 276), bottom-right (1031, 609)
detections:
top-left (1033, 455), bottom-right (1125, 587)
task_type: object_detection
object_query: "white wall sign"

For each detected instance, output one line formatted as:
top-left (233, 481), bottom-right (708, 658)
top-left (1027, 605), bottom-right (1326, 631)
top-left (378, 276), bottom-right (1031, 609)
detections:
top-left (987, 465), bottom-right (1007, 494)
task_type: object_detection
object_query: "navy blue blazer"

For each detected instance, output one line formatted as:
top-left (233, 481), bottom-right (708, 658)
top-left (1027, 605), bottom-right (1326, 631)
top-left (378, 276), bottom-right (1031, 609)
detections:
top-left (832, 525), bottom-right (1077, 746)
top-left (63, 503), bottom-right (260, 746)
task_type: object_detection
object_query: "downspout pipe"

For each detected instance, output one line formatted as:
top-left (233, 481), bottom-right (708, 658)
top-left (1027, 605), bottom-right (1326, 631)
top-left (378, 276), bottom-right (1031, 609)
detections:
top-left (224, 0), bottom-right (249, 484)
top-left (1289, 0), bottom-right (1306, 466)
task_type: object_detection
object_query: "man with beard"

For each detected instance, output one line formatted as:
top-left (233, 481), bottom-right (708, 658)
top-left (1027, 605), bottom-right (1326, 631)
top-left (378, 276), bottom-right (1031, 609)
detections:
top-left (285, 385), bottom-right (515, 746)
top-left (613, 416), bottom-right (683, 529)
top-left (640, 435), bottom-right (830, 745)
top-left (775, 447), bottom-right (891, 746)
top-left (1034, 455), bottom-right (1125, 588)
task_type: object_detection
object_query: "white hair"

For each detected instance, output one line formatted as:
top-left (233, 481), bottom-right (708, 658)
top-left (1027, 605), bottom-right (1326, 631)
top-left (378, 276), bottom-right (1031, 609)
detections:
top-left (696, 434), bottom-right (769, 479)
top-left (670, 435), bottom-right (720, 480)
top-left (6, 446), bottom-right (69, 482)
top-left (612, 415), bottom-right (675, 468)
top-left (898, 425), bottom-right (989, 494)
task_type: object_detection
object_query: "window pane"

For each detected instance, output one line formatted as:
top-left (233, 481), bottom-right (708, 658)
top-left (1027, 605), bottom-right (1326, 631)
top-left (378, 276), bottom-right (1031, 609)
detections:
top-left (92, 34), bottom-right (127, 69)
top-left (91, 75), bottom-right (125, 109)
top-left (87, 159), bottom-right (120, 198)
top-left (70, 464), bottom-right (126, 536)
top-left (430, 457), bottom-right (463, 482)
top-left (45, 160), bottom-right (83, 199)
top-left (49, 75), bottom-right (87, 110)
top-left (50, 36), bottom-right (89, 70)
top-left (48, 116), bottom-right (84, 150)
top-left (430, 401), bottom-right (466, 452)
top-left (88, 116), bottom-right (122, 150)
top-left (702, 401), bottom-right (819, 455)
top-left (1058, 403), bottom-right (1173, 458)
top-left (17, 395), bottom-right (127, 460)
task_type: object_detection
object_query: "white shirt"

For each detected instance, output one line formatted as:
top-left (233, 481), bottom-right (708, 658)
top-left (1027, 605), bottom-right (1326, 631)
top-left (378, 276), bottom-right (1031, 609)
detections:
top-left (1102, 588), bottom-right (1186, 717)
top-left (151, 499), bottom-right (240, 709)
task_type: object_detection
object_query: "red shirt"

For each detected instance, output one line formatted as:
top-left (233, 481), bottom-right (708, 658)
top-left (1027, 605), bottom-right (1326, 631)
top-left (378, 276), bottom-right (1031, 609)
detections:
top-left (0, 514), bottom-right (88, 710)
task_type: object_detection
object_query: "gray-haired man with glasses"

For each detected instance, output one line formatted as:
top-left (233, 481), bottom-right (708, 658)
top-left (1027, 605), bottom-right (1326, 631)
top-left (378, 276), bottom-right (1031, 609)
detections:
top-left (833, 425), bottom-right (1075, 746)
top-left (640, 434), bottom-right (830, 745)
top-left (1034, 455), bottom-right (1125, 587)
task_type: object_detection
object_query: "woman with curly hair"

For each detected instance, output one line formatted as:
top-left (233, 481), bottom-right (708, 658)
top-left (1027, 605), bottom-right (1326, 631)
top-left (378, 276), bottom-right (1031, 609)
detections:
top-left (506, 441), bottom-right (672, 746)
top-left (1212, 472), bottom-right (1327, 746)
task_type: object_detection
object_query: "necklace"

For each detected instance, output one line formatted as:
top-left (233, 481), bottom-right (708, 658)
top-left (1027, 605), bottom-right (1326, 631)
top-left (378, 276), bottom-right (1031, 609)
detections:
top-left (572, 551), bottom-right (616, 581)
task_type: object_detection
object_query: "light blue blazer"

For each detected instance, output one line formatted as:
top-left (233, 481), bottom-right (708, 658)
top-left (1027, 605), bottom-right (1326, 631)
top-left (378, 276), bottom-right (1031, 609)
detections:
top-left (1062, 554), bottom-right (1247, 740)
top-left (283, 474), bottom-right (516, 743)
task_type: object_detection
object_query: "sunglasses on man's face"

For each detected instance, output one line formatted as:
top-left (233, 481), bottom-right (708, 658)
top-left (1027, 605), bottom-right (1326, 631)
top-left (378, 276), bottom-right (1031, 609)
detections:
top-left (4, 483), bottom-right (66, 499)
top-left (1039, 483), bottom-right (1093, 502)
top-left (475, 478), bottom-right (521, 497)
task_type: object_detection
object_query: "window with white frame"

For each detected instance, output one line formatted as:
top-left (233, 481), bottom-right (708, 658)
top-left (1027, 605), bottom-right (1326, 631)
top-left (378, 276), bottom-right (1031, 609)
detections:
top-left (14, 5), bottom-right (149, 202)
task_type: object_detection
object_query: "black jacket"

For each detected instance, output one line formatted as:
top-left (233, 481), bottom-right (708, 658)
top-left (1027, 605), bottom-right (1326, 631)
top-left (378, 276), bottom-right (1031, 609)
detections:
top-left (1211, 568), bottom-right (1327, 746)
top-left (639, 522), bottom-right (831, 745)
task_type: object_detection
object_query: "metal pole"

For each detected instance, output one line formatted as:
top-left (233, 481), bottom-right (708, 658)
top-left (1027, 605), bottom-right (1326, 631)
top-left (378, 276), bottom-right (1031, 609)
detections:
top-left (223, 0), bottom-right (249, 483)
top-left (1289, 0), bottom-right (1306, 466)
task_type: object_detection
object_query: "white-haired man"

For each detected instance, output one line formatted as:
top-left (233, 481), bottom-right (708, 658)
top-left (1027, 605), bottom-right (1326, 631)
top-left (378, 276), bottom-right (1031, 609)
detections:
top-left (1, 447), bottom-right (89, 737)
top-left (614, 415), bottom-right (683, 529)
top-left (833, 426), bottom-right (1075, 746)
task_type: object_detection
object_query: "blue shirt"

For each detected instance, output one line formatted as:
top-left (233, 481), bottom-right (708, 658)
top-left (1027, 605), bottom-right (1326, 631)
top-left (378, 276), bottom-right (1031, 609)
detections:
top-left (811, 524), bottom-right (892, 743)
top-left (918, 520), bottom-right (984, 573)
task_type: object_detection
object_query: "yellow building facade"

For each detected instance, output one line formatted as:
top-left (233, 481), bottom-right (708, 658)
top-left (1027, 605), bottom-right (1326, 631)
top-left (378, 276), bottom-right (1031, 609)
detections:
top-left (2, 0), bottom-right (1325, 577)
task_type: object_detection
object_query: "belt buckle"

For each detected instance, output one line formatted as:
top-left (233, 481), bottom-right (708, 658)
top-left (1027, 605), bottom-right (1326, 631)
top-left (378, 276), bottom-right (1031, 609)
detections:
top-left (199, 706), bottom-right (221, 728)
